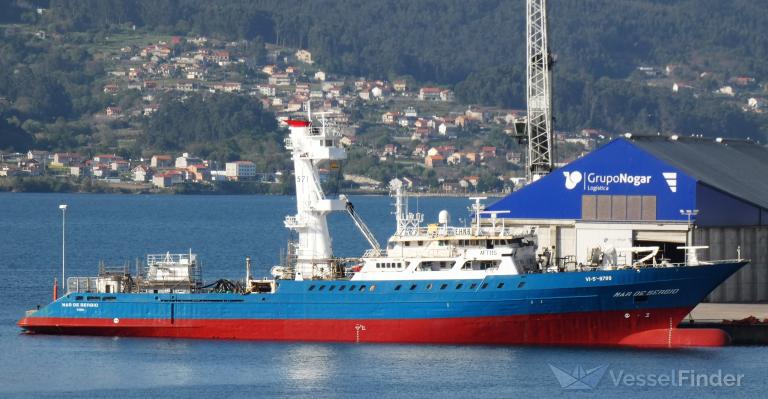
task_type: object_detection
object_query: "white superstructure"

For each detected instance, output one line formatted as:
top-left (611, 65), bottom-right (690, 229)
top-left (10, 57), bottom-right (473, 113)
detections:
top-left (283, 115), bottom-right (347, 279)
top-left (278, 112), bottom-right (540, 282)
top-left (351, 180), bottom-right (539, 281)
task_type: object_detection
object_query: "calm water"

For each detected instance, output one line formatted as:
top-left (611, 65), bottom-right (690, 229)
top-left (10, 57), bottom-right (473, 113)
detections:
top-left (0, 193), bottom-right (765, 398)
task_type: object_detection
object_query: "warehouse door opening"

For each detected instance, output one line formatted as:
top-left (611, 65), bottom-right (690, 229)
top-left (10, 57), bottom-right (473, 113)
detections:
top-left (633, 230), bottom-right (687, 264)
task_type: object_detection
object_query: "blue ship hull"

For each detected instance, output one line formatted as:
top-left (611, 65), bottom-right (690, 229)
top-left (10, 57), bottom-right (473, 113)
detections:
top-left (19, 261), bottom-right (746, 347)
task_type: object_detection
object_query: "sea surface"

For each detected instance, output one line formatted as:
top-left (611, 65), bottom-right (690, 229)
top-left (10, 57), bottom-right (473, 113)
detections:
top-left (0, 193), bottom-right (765, 398)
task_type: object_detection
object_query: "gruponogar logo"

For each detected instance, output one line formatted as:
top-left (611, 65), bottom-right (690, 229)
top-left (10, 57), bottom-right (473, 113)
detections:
top-left (549, 364), bottom-right (608, 390)
top-left (663, 172), bottom-right (678, 192)
top-left (563, 171), bottom-right (583, 190)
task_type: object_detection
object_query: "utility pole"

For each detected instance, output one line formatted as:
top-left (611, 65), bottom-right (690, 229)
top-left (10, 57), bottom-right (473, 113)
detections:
top-left (526, 0), bottom-right (554, 182)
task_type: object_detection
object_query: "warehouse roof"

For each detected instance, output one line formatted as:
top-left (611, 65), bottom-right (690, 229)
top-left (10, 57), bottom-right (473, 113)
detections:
top-left (628, 135), bottom-right (768, 210)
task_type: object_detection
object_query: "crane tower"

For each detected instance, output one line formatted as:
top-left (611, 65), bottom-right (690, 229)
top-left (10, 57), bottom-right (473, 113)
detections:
top-left (526, 0), bottom-right (554, 181)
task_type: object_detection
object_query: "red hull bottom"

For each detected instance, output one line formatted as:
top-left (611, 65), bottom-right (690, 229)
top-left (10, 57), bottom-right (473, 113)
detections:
top-left (18, 307), bottom-right (729, 348)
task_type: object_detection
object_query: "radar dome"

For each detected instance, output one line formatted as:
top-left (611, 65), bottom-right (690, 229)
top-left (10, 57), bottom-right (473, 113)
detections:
top-left (438, 210), bottom-right (450, 225)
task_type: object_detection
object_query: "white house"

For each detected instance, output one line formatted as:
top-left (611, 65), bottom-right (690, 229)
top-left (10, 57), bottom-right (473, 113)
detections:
top-left (175, 153), bottom-right (203, 168)
top-left (133, 165), bottom-right (150, 182)
top-left (225, 161), bottom-right (257, 181)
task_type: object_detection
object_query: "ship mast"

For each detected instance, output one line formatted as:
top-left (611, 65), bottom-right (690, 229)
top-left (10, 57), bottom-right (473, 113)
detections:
top-left (283, 115), bottom-right (347, 279)
top-left (389, 178), bottom-right (423, 237)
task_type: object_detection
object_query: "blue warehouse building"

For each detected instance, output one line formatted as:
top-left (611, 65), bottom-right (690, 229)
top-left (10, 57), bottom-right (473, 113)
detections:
top-left (486, 135), bottom-right (768, 302)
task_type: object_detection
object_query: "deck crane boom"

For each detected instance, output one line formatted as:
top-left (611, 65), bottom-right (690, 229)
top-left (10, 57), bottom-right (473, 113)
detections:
top-left (339, 194), bottom-right (382, 255)
top-left (526, 0), bottom-right (555, 181)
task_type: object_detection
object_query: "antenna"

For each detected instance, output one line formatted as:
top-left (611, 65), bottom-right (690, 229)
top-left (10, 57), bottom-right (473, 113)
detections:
top-left (469, 197), bottom-right (487, 235)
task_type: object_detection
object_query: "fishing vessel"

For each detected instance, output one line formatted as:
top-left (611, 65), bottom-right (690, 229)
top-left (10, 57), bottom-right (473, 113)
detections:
top-left (18, 115), bottom-right (748, 348)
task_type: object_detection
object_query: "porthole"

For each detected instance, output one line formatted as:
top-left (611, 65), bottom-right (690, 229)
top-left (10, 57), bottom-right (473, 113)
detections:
top-left (339, 286), bottom-right (346, 291)
top-left (319, 285), bottom-right (326, 291)
top-left (309, 285), bottom-right (316, 291)
top-left (440, 283), bottom-right (447, 290)
top-left (470, 283), bottom-right (477, 289)
top-left (369, 285), bottom-right (376, 292)
top-left (426, 284), bottom-right (433, 290)
top-left (481, 283), bottom-right (488, 289)
top-left (359, 285), bottom-right (366, 292)
top-left (349, 285), bottom-right (356, 291)
top-left (517, 281), bottom-right (526, 288)
top-left (497, 282), bottom-right (505, 289)
top-left (456, 283), bottom-right (463, 289)
top-left (394, 284), bottom-right (402, 291)
top-left (329, 285), bottom-right (336, 291)
top-left (410, 284), bottom-right (417, 290)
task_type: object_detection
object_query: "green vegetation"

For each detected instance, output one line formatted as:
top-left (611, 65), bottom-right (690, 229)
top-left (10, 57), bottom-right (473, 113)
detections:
top-left (15, 0), bottom-right (765, 141)
top-left (142, 93), bottom-right (279, 162)
top-left (0, 176), bottom-right (118, 193)
top-left (2, 0), bottom-right (768, 193)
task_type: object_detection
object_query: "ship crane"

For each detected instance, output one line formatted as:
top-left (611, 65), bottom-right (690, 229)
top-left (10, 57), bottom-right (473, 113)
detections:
top-left (339, 195), bottom-right (382, 256)
top-left (525, 0), bottom-right (555, 182)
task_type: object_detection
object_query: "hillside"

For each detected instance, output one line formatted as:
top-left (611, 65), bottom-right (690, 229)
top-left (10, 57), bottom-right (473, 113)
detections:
top-left (22, 0), bottom-right (768, 140)
top-left (1, 0), bottom-right (768, 157)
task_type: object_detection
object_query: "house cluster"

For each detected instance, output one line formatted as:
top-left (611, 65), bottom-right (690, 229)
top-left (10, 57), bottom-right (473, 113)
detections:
top-left (133, 153), bottom-right (275, 188)
top-left (0, 150), bottom-right (51, 177)
top-left (638, 63), bottom-right (764, 108)
top-left (102, 36), bottom-right (254, 118)
top-left (381, 106), bottom-right (526, 142)
top-left (421, 145), bottom-right (506, 169)
top-left (0, 150), bottom-right (279, 189)
top-left (100, 33), bottom-right (465, 128)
